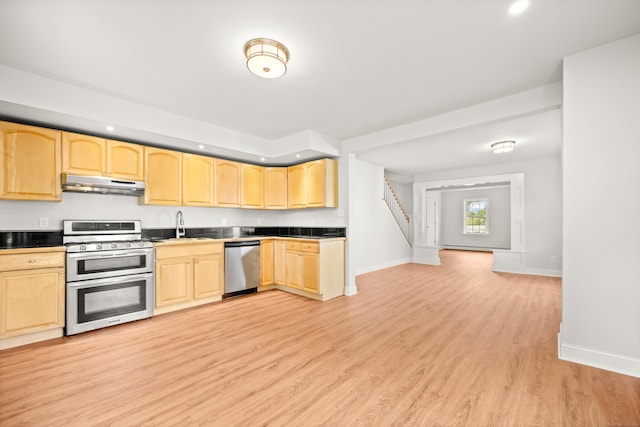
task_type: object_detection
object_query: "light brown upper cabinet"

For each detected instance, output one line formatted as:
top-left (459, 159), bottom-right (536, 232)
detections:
top-left (287, 164), bottom-right (306, 209)
top-left (143, 147), bottom-right (182, 206)
top-left (264, 167), bottom-right (288, 210)
top-left (214, 159), bottom-right (241, 207)
top-left (182, 153), bottom-right (214, 207)
top-left (107, 140), bottom-right (144, 180)
top-left (287, 158), bottom-right (338, 209)
top-left (241, 164), bottom-right (264, 209)
top-left (0, 121), bottom-right (62, 201)
top-left (62, 132), bottom-right (144, 181)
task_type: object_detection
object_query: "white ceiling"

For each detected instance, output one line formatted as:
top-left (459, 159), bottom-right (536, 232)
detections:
top-left (0, 0), bottom-right (638, 176)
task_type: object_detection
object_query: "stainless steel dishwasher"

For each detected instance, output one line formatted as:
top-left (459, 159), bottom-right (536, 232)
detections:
top-left (224, 240), bottom-right (260, 298)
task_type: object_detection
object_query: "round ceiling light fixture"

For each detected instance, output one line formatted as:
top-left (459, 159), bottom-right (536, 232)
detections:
top-left (491, 140), bottom-right (516, 153)
top-left (509, 0), bottom-right (529, 15)
top-left (244, 38), bottom-right (290, 79)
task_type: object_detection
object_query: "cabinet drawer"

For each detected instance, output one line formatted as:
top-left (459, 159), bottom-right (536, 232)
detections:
top-left (285, 241), bottom-right (301, 251)
top-left (156, 242), bottom-right (223, 259)
top-left (0, 252), bottom-right (65, 272)
top-left (300, 242), bottom-right (319, 253)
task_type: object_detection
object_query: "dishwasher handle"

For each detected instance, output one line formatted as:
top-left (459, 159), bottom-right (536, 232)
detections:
top-left (224, 240), bottom-right (260, 248)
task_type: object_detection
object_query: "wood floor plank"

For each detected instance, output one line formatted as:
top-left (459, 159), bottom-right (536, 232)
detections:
top-left (1, 249), bottom-right (639, 426)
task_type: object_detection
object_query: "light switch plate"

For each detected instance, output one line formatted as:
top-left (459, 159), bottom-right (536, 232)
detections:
top-left (39, 217), bottom-right (49, 228)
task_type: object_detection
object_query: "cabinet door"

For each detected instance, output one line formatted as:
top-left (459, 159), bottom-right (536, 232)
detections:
top-left (155, 257), bottom-right (194, 308)
top-left (107, 140), bottom-right (144, 180)
top-left (241, 164), bottom-right (264, 209)
top-left (285, 250), bottom-right (302, 289)
top-left (144, 147), bottom-right (182, 206)
top-left (62, 132), bottom-right (106, 176)
top-left (0, 268), bottom-right (65, 338)
top-left (274, 240), bottom-right (286, 285)
top-left (287, 164), bottom-right (306, 209)
top-left (305, 160), bottom-right (327, 208)
top-left (214, 159), bottom-right (241, 207)
top-left (193, 253), bottom-right (223, 299)
top-left (260, 240), bottom-right (274, 286)
top-left (264, 167), bottom-right (288, 209)
top-left (301, 252), bottom-right (320, 294)
top-left (0, 122), bottom-right (62, 201)
top-left (183, 154), bottom-right (214, 206)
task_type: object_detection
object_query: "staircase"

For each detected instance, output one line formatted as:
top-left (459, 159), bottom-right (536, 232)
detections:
top-left (383, 176), bottom-right (412, 245)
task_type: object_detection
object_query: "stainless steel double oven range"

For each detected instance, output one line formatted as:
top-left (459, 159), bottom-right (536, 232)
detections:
top-left (64, 220), bottom-right (154, 335)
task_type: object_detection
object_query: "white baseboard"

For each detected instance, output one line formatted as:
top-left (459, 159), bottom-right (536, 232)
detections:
top-left (523, 267), bottom-right (562, 277)
top-left (344, 286), bottom-right (358, 296)
top-left (491, 249), bottom-right (563, 277)
top-left (558, 324), bottom-right (640, 378)
top-left (355, 258), bottom-right (411, 276)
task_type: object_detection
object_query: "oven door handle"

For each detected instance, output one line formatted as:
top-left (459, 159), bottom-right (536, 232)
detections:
top-left (66, 273), bottom-right (154, 289)
top-left (67, 249), bottom-right (153, 260)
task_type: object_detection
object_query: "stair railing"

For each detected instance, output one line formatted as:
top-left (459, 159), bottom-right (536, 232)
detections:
top-left (383, 175), bottom-right (412, 245)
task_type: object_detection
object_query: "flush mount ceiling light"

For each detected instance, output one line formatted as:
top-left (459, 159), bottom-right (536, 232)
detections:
top-left (491, 140), bottom-right (516, 153)
top-left (509, 0), bottom-right (529, 15)
top-left (244, 38), bottom-right (290, 79)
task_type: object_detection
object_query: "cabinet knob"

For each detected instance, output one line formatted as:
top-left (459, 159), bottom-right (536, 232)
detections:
top-left (28, 259), bottom-right (36, 263)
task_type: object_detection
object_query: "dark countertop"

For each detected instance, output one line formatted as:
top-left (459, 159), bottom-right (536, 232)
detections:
top-left (0, 231), bottom-right (63, 250)
top-left (0, 226), bottom-right (346, 250)
top-left (143, 226), bottom-right (346, 241)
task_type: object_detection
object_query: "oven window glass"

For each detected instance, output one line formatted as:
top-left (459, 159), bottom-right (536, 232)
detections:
top-left (78, 280), bottom-right (147, 323)
top-left (78, 255), bottom-right (147, 275)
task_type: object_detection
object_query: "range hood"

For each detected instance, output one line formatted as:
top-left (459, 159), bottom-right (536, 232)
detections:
top-left (62, 174), bottom-right (146, 196)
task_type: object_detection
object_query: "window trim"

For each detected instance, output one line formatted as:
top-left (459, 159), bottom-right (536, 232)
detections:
top-left (463, 198), bottom-right (489, 235)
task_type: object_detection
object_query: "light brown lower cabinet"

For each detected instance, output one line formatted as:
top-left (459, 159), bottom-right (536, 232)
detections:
top-left (274, 240), bottom-right (286, 286)
top-left (285, 241), bottom-right (304, 290)
top-left (280, 239), bottom-right (344, 301)
top-left (154, 242), bottom-right (224, 314)
top-left (259, 240), bottom-right (275, 290)
top-left (0, 248), bottom-right (66, 349)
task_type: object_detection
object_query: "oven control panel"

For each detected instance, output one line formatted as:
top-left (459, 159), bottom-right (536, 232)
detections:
top-left (66, 240), bottom-right (152, 253)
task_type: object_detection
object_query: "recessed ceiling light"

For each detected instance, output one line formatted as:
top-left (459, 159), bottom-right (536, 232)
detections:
top-left (491, 140), bottom-right (516, 153)
top-left (260, 157), bottom-right (266, 162)
top-left (509, 0), bottom-right (529, 15)
top-left (105, 125), bottom-right (114, 132)
top-left (198, 144), bottom-right (205, 150)
top-left (295, 154), bottom-right (301, 158)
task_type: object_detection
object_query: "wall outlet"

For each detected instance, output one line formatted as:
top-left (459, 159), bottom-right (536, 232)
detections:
top-left (39, 217), bottom-right (49, 228)
top-left (221, 218), bottom-right (227, 226)
top-left (550, 255), bottom-right (557, 264)
top-left (256, 217), bottom-right (262, 225)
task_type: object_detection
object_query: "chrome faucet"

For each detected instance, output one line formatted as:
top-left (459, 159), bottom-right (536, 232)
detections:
top-left (176, 210), bottom-right (185, 238)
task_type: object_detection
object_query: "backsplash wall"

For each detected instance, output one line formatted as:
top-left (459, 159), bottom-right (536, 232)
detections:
top-left (0, 192), bottom-right (345, 231)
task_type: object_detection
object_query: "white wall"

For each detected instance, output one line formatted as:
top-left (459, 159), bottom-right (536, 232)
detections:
top-left (352, 159), bottom-right (412, 275)
top-left (560, 34), bottom-right (640, 377)
top-left (440, 186), bottom-right (510, 250)
top-left (0, 194), bottom-right (345, 231)
top-left (414, 155), bottom-right (562, 273)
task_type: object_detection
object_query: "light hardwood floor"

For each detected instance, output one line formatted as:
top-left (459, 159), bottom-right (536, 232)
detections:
top-left (1, 250), bottom-right (639, 426)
